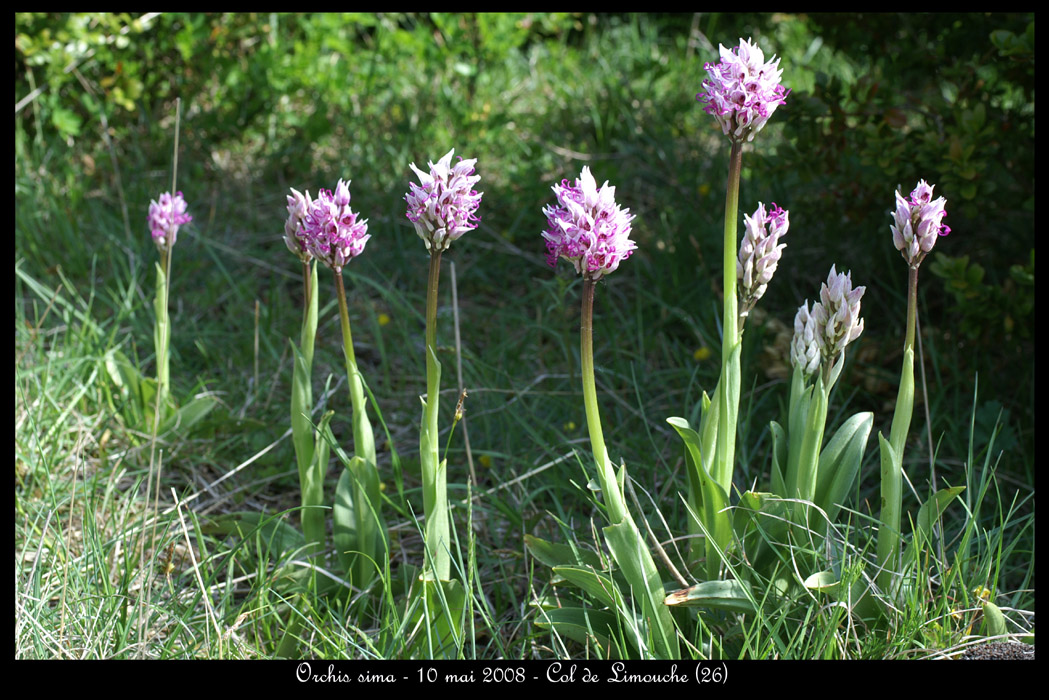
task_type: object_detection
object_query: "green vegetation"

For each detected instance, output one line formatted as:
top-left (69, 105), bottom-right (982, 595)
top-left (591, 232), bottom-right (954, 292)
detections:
top-left (15, 12), bottom-right (1033, 659)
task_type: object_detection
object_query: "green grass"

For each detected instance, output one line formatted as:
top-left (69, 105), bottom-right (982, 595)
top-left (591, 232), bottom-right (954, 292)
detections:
top-left (15, 13), bottom-right (1034, 660)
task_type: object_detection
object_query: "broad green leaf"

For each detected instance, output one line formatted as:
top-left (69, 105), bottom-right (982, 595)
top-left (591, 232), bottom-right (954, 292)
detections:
top-left (814, 411), bottom-right (873, 523)
top-left (330, 429), bottom-right (388, 587)
top-left (532, 606), bottom-right (623, 656)
top-left (524, 534), bottom-right (604, 570)
top-left (876, 433), bottom-right (902, 590)
top-left (553, 566), bottom-right (625, 610)
top-left (731, 490), bottom-right (789, 575)
top-left (713, 340), bottom-right (742, 492)
top-left (403, 578), bottom-right (466, 659)
top-left (603, 518), bottom-right (679, 659)
top-left (664, 579), bottom-right (757, 614)
top-left (901, 485), bottom-right (965, 568)
top-left (160, 394), bottom-right (219, 434)
top-left (769, 420), bottom-right (787, 496)
top-left (204, 511), bottom-right (306, 563)
top-left (667, 416), bottom-right (732, 579)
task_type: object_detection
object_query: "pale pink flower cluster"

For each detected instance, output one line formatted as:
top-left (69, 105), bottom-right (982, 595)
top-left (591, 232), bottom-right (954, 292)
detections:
top-left (542, 166), bottom-right (637, 280)
top-left (405, 149), bottom-right (483, 253)
top-left (697, 38), bottom-right (789, 142)
top-left (738, 201), bottom-right (789, 316)
top-left (791, 301), bottom-right (821, 377)
top-left (890, 180), bottom-right (950, 267)
top-left (300, 180), bottom-right (370, 270)
top-left (148, 191), bottom-right (192, 252)
top-left (284, 187), bottom-right (313, 262)
top-left (791, 267), bottom-right (865, 376)
top-left (814, 266), bottom-right (865, 367)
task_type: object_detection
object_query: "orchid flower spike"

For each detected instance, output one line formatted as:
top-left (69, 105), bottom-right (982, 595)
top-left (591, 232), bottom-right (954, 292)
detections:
top-left (542, 166), bottom-right (637, 280)
top-left (299, 179), bottom-right (370, 270)
top-left (697, 37), bottom-right (790, 142)
top-left (738, 201), bottom-right (789, 317)
top-left (890, 179), bottom-right (950, 267)
top-left (148, 191), bottom-right (192, 252)
top-left (813, 265), bottom-right (865, 368)
top-left (405, 149), bottom-right (483, 253)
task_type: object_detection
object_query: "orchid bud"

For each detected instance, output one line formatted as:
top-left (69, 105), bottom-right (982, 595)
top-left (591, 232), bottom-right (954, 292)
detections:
top-left (814, 265), bottom-right (865, 367)
top-left (284, 187), bottom-right (313, 262)
top-left (738, 201), bottom-right (789, 317)
top-left (791, 300), bottom-right (821, 377)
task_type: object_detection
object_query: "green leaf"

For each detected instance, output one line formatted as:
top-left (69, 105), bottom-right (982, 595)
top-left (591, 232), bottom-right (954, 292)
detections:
top-left (803, 571), bottom-right (840, 593)
top-left (876, 433), bottom-right (902, 590)
top-left (328, 414), bottom-right (387, 587)
top-left (813, 411), bottom-right (873, 523)
top-left (403, 578), bottom-right (466, 659)
top-left (524, 534), bottom-right (604, 570)
top-left (103, 349), bottom-right (146, 428)
top-left (667, 416), bottom-right (732, 579)
top-left (901, 485), bottom-right (965, 568)
top-left (731, 490), bottom-right (789, 575)
top-left (289, 340), bottom-right (315, 483)
top-left (50, 106), bottom-right (82, 137)
top-left (532, 606), bottom-right (624, 656)
top-left (769, 420), bottom-right (787, 496)
top-left (160, 394), bottom-right (219, 434)
top-left (664, 579), bottom-right (757, 614)
top-left (553, 566), bottom-right (624, 610)
top-left (603, 518), bottom-right (679, 659)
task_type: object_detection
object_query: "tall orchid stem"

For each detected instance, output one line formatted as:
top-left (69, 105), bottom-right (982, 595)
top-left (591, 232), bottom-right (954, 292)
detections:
top-left (722, 140), bottom-right (743, 349)
top-left (878, 264), bottom-right (918, 589)
top-left (580, 278), bottom-right (626, 523)
top-left (714, 139), bottom-right (744, 493)
top-left (301, 260), bottom-right (312, 317)
top-left (422, 250), bottom-right (450, 580)
top-left (335, 269), bottom-right (376, 466)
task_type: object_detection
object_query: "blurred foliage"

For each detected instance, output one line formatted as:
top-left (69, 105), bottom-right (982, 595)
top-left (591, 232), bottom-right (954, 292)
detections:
top-left (929, 249), bottom-right (1034, 342)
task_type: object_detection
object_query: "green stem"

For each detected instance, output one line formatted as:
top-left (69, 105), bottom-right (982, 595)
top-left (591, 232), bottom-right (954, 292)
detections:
top-left (722, 140), bottom-right (743, 350)
top-left (292, 261), bottom-right (322, 561)
top-left (891, 265), bottom-right (918, 460)
top-left (335, 268), bottom-right (376, 468)
top-left (713, 139), bottom-right (744, 493)
top-left (302, 260), bottom-right (312, 321)
top-left (581, 277), bottom-right (678, 659)
top-left (580, 277), bottom-right (625, 523)
top-left (878, 265), bottom-right (918, 589)
top-left (155, 247), bottom-right (172, 417)
top-left (422, 251), bottom-right (450, 580)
